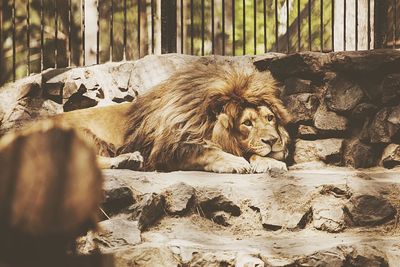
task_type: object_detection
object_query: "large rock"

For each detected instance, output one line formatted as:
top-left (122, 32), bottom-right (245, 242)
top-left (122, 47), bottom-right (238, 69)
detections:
top-left (312, 196), bottom-right (346, 233)
top-left (162, 182), bottom-right (195, 215)
top-left (266, 52), bottom-right (331, 79)
top-left (297, 125), bottom-right (318, 139)
top-left (314, 105), bottom-right (348, 132)
top-left (380, 144), bottom-right (400, 168)
top-left (343, 139), bottom-right (377, 169)
top-left (380, 73), bottom-right (400, 105)
top-left (325, 74), bottom-right (365, 112)
top-left (294, 139), bottom-right (344, 164)
top-left (284, 93), bottom-right (320, 123)
top-left (283, 77), bottom-right (314, 95)
top-left (369, 107), bottom-right (400, 143)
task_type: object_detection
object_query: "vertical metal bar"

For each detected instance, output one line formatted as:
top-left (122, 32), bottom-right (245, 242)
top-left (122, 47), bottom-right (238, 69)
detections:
top-left (286, 0), bottom-right (289, 53)
top-left (181, 0), bottom-right (185, 54)
top-left (332, 0), bottom-right (335, 51)
top-left (110, 0), bottom-right (113, 60)
top-left (190, 0), bottom-right (194, 55)
top-left (123, 0), bottom-right (127, 59)
top-left (264, 0), bottom-right (267, 52)
top-left (254, 0), bottom-right (257, 54)
top-left (367, 0), bottom-right (371, 49)
top-left (355, 0), bottom-right (358, 50)
top-left (344, 0), bottom-right (346, 51)
top-left (68, 0), bottom-right (72, 66)
top-left (394, 0), bottom-right (397, 48)
top-left (374, 0), bottom-right (388, 49)
top-left (308, 0), bottom-right (311, 51)
top-left (152, 0), bottom-right (155, 54)
top-left (222, 0), bottom-right (225, 55)
top-left (96, 0), bottom-right (100, 64)
top-left (12, 0), bottom-right (16, 81)
top-left (201, 0), bottom-right (205, 55)
top-left (212, 0), bottom-right (215, 54)
top-left (275, 0), bottom-right (279, 51)
top-left (320, 0), bottom-right (323, 52)
top-left (244, 0), bottom-right (247, 54)
top-left (27, 0), bottom-right (31, 75)
top-left (233, 0), bottom-right (235, 55)
top-left (0, 2), bottom-right (2, 84)
top-left (41, 0), bottom-right (44, 70)
top-left (297, 0), bottom-right (301, 51)
top-left (82, 0), bottom-right (85, 65)
top-left (55, 0), bottom-right (58, 68)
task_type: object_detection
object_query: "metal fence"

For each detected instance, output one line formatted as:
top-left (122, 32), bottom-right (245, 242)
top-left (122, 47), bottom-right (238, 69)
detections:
top-left (0, 0), bottom-right (398, 85)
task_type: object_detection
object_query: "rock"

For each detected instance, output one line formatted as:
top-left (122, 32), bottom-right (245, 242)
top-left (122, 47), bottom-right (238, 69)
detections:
top-left (347, 195), bottom-right (396, 226)
top-left (196, 189), bottom-right (241, 218)
top-left (267, 52), bottom-right (331, 79)
top-left (211, 211), bottom-right (231, 226)
top-left (325, 74), bottom-right (364, 112)
top-left (63, 91), bottom-right (98, 112)
top-left (284, 93), bottom-right (319, 123)
top-left (380, 73), bottom-right (400, 105)
top-left (343, 139), bottom-right (377, 169)
top-left (42, 68), bottom-right (71, 101)
top-left (342, 246), bottom-right (390, 267)
top-left (297, 125), bottom-right (318, 139)
top-left (163, 182), bottom-right (195, 215)
top-left (314, 105), bottom-right (348, 132)
top-left (369, 108), bottom-right (400, 143)
top-left (294, 139), bottom-right (344, 164)
top-left (351, 103), bottom-right (378, 119)
top-left (235, 254), bottom-right (264, 267)
top-left (114, 247), bottom-right (181, 267)
top-left (380, 144), bottom-right (400, 168)
top-left (260, 205), bottom-right (311, 230)
top-left (283, 77), bottom-right (313, 95)
top-left (312, 196), bottom-right (346, 233)
top-left (329, 49), bottom-right (400, 73)
top-left (62, 81), bottom-right (79, 101)
top-left (296, 249), bottom-right (346, 267)
top-left (102, 177), bottom-right (136, 215)
top-left (188, 251), bottom-right (236, 267)
top-left (95, 219), bottom-right (141, 251)
top-left (134, 193), bottom-right (165, 231)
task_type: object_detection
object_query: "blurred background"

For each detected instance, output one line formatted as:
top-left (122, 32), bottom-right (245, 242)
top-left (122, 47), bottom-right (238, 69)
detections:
top-left (0, 0), bottom-right (399, 86)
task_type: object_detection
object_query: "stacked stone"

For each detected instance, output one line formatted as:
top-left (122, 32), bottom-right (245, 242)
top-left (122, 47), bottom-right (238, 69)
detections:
top-left (255, 50), bottom-right (400, 169)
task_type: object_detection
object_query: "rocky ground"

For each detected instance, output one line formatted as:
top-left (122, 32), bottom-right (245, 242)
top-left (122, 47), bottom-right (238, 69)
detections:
top-left (74, 164), bottom-right (400, 266)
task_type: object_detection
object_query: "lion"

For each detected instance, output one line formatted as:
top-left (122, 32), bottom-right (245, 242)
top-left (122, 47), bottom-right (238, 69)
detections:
top-left (49, 62), bottom-right (291, 173)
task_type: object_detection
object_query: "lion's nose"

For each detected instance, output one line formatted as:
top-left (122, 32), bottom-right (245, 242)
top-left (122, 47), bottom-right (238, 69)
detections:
top-left (261, 137), bottom-right (278, 146)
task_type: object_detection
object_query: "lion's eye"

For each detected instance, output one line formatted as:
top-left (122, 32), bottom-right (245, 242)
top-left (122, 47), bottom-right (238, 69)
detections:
top-left (267, 114), bottom-right (274, 122)
top-left (243, 120), bottom-right (253, 127)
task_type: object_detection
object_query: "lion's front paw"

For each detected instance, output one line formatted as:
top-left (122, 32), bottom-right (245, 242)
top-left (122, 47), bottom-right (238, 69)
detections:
top-left (206, 154), bottom-right (251, 174)
top-left (111, 152), bottom-right (144, 170)
top-left (250, 155), bottom-right (287, 173)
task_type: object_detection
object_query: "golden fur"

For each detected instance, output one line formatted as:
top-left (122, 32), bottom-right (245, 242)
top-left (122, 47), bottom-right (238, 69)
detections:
top-left (53, 62), bottom-right (291, 173)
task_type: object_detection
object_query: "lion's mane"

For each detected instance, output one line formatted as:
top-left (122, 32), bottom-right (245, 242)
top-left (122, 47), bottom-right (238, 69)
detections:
top-left (120, 61), bottom-right (291, 171)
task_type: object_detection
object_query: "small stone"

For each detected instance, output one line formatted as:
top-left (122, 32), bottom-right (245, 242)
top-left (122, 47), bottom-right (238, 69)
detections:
top-left (380, 144), bottom-right (400, 169)
top-left (351, 103), bottom-right (378, 119)
top-left (96, 218), bottom-right (141, 251)
top-left (314, 105), bottom-right (348, 132)
top-left (260, 205), bottom-right (311, 230)
top-left (211, 211), bottom-right (231, 226)
top-left (284, 93), bottom-right (320, 123)
top-left (196, 189), bottom-right (241, 218)
top-left (294, 138), bottom-right (344, 164)
top-left (62, 81), bottom-right (79, 100)
top-left (296, 249), bottom-right (345, 267)
top-left (369, 108), bottom-right (400, 143)
top-left (63, 92), bottom-right (98, 112)
top-left (343, 139), bottom-right (377, 168)
top-left (283, 77), bottom-right (313, 95)
top-left (312, 196), bottom-right (346, 233)
top-left (163, 182), bottom-right (195, 215)
top-left (380, 73), bottom-right (400, 105)
top-left (347, 195), bottom-right (396, 226)
top-left (297, 125), bottom-right (318, 139)
top-left (325, 74), bottom-right (364, 112)
top-left (136, 193), bottom-right (165, 231)
top-left (102, 177), bottom-right (135, 215)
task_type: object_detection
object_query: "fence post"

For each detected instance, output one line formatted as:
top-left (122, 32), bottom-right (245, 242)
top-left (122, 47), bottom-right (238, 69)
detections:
top-left (161, 0), bottom-right (177, 54)
top-left (374, 0), bottom-right (388, 48)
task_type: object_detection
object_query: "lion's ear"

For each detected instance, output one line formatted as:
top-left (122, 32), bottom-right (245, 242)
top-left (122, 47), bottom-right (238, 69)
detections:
top-left (218, 113), bottom-right (231, 129)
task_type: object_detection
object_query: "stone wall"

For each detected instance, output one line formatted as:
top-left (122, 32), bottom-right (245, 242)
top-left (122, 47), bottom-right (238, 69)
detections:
top-left (0, 50), bottom-right (399, 169)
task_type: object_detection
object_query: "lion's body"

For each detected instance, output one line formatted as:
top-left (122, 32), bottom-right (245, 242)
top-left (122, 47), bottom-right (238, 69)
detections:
top-left (53, 62), bottom-right (291, 173)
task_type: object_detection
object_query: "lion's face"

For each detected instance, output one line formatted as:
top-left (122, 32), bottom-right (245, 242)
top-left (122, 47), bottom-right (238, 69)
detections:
top-left (236, 106), bottom-right (287, 159)
top-left (212, 105), bottom-right (289, 161)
